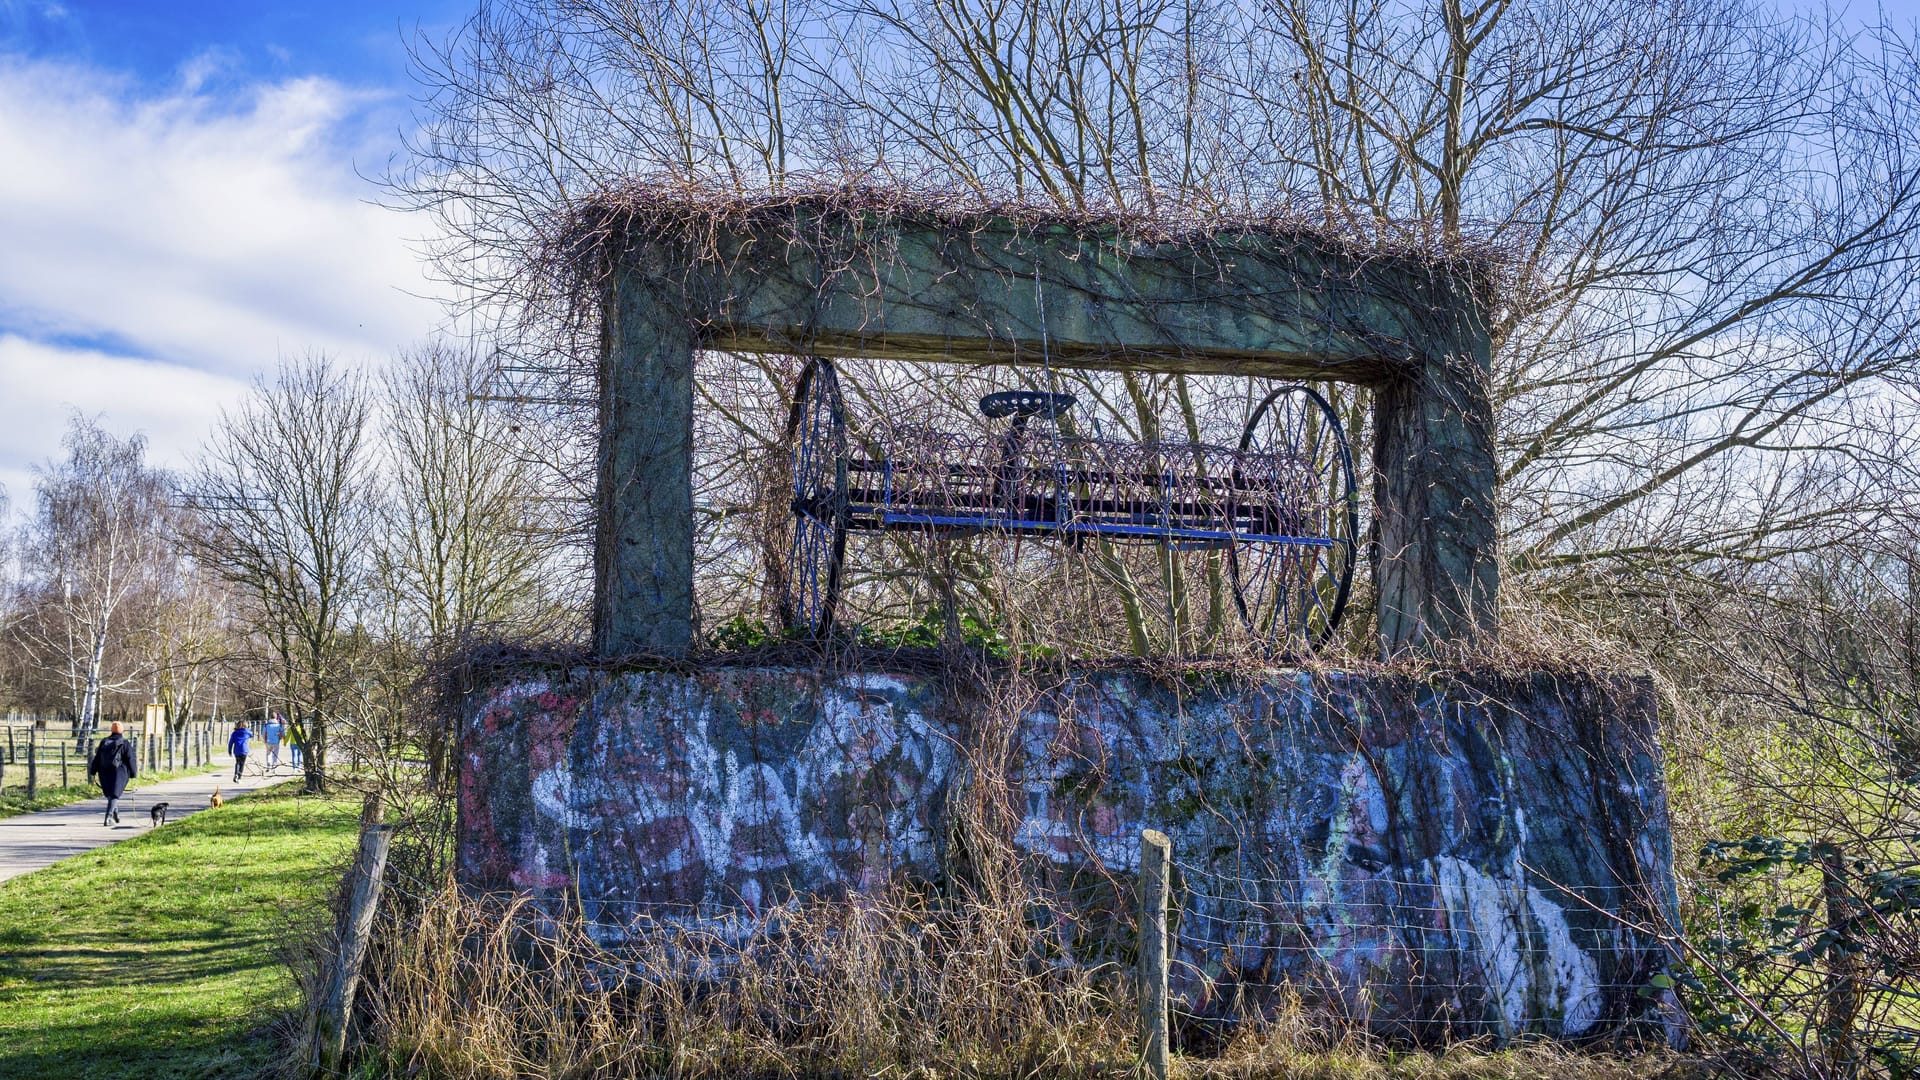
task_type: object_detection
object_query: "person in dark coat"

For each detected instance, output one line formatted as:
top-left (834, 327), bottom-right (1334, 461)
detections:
top-left (87, 721), bottom-right (138, 826)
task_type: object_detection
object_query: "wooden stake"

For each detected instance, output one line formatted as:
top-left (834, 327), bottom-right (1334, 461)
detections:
top-left (1138, 828), bottom-right (1171, 1080)
top-left (308, 824), bottom-right (393, 1076)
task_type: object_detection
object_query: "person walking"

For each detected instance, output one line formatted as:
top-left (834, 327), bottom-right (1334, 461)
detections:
top-left (227, 719), bottom-right (252, 783)
top-left (288, 724), bottom-right (302, 769)
top-left (262, 714), bottom-right (284, 770)
top-left (86, 721), bottom-right (138, 826)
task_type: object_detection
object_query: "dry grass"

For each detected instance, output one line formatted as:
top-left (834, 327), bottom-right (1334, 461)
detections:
top-left (333, 876), bottom-right (1697, 1080)
top-left (352, 882), bottom-right (1130, 1079)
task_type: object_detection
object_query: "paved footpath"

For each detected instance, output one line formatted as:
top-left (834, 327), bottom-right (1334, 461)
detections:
top-left (0, 762), bottom-right (301, 884)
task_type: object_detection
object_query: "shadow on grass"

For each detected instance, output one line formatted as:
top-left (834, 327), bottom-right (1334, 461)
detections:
top-left (0, 786), bottom-right (358, 1080)
top-left (0, 1014), bottom-right (285, 1080)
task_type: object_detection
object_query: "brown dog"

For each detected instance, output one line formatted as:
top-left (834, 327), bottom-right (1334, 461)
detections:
top-left (209, 786), bottom-right (224, 808)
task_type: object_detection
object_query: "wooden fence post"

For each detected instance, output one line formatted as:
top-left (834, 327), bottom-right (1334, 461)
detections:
top-left (308, 824), bottom-right (393, 1076)
top-left (25, 726), bottom-right (37, 801)
top-left (1138, 829), bottom-right (1171, 1080)
top-left (1818, 841), bottom-right (1863, 1078)
top-left (60, 745), bottom-right (68, 788)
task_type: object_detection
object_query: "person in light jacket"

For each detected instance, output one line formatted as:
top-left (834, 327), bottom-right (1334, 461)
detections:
top-left (87, 721), bottom-right (138, 826)
top-left (262, 714), bottom-right (284, 769)
top-left (227, 720), bottom-right (252, 783)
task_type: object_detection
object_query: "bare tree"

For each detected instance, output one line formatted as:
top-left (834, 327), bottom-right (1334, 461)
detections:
top-left (1248, 0), bottom-right (1920, 591)
top-left (379, 341), bottom-right (559, 652)
top-left (186, 357), bottom-right (376, 794)
top-left (12, 416), bottom-right (173, 738)
top-left (135, 538), bottom-right (235, 732)
top-left (376, 341), bottom-right (564, 785)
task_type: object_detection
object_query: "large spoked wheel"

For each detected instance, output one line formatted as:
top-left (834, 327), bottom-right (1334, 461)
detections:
top-left (1228, 385), bottom-right (1358, 654)
top-left (779, 357), bottom-right (849, 639)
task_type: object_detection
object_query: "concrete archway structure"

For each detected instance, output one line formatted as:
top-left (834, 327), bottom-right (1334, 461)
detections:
top-left (582, 194), bottom-right (1499, 657)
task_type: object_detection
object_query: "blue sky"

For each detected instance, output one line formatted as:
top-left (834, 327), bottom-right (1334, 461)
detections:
top-left (2, 0), bottom-right (1918, 517)
top-left (0, 0), bottom-right (469, 510)
top-left (1, 0), bottom-right (465, 88)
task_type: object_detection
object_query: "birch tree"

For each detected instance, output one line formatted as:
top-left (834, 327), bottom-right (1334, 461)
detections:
top-left (13, 417), bottom-right (172, 737)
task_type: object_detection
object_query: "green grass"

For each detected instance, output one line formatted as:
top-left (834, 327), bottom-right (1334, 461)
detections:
top-left (0, 762), bottom-right (230, 818)
top-left (0, 787), bottom-right (359, 1080)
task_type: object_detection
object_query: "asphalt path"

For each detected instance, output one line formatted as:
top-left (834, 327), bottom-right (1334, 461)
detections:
top-left (0, 759), bottom-right (300, 884)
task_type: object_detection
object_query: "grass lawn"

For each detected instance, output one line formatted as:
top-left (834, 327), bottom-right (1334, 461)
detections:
top-left (0, 787), bottom-right (359, 1080)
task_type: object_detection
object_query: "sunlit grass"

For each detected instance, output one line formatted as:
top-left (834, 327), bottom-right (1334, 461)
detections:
top-left (0, 786), bottom-right (358, 1080)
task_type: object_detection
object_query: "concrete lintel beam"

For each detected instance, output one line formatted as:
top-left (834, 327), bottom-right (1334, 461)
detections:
top-left (643, 216), bottom-right (1436, 382)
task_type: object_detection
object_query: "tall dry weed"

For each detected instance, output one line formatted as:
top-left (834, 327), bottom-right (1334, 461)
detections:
top-left (356, 882), bottom-right (1132, 1079)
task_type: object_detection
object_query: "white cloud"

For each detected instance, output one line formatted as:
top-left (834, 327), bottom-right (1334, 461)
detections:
top-left (0, 55), bottom-right (448, 522)
top-left (0, 57), bottom-right (444, 379)
top-left (0, 333), bottom-right (251, 507)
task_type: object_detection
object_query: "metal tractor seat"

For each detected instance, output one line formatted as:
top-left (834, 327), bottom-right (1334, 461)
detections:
top-left (978, 390), bottom-right (1077, 420)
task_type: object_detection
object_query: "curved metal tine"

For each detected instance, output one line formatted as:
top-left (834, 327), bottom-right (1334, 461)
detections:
top-left (1248, 540), bottom-right (1284, 639)
top-left (1293, 547), bottom-right (1326, 642)
top-left (800, 519), bottom-right (817, 625)
top-left (787, 521), bottom-right (806, 626)
top-left (1309, 548), bottom-right (1338, 638)
top-left (1263, 546), bottom-right (1288, 642)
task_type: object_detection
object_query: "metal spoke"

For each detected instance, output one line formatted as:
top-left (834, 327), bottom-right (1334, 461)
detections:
top-left (1229, 386), bottom-right (1358, 655)
top-left (779, 358), bottom-right (847, 638)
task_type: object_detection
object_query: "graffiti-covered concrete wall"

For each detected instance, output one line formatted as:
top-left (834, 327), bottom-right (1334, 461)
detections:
top-left (458, 665), bottom-right (1678, 1041)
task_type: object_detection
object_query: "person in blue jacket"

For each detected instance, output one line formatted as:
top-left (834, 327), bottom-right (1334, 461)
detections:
top-left (227, 719), bottom-right (252, 782)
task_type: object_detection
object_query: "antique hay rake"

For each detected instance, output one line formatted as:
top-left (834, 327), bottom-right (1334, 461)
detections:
top-left (778, 357), bottom-right (1358, 653)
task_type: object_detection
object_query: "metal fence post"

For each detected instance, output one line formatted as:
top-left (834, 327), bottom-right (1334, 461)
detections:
top-left (1138, 828), bottom-right (1171, 1080)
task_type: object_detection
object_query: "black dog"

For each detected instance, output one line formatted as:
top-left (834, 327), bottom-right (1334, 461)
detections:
top-left (149, 802), bottom-right (170, 827)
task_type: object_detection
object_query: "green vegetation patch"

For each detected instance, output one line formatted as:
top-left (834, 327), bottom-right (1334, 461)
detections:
top-left (0, 787), bottom-right (358, 1080)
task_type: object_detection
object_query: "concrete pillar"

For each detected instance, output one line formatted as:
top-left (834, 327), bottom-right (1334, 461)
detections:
top-left (1372, 277), bottom-right (1500, 654)
top-left (594, 268), bottom-right (696, 657)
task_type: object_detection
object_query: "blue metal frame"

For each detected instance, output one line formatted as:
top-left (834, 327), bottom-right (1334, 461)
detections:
top-left (867, 509), bottom-right (1336, 547)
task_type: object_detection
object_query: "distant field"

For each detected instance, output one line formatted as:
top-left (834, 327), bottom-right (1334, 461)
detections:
top-left (0, 787), bottom-right (358, 1080)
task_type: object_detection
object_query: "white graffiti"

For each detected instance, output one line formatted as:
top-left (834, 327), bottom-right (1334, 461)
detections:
top-left (1430, 856), bottom-right (1603, 1037)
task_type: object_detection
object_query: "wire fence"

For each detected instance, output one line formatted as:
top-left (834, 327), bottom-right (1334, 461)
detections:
top-left (1160, 856), bottom-right (1679, 1042)
top-left (403, 832), bottom-right (1685, 1051)
top-left (0, 715), bottom-right (224, 796)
